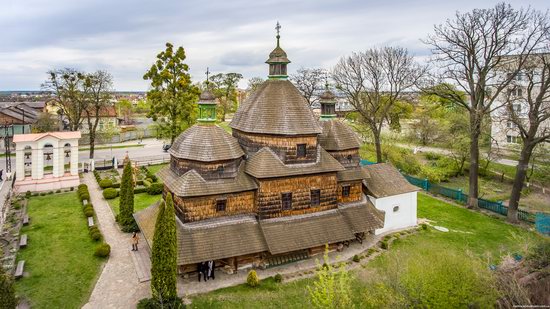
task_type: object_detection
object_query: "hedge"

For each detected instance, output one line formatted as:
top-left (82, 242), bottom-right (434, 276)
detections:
top-left (99, 179), bottom-right (113, 189)
top-left (103, 188), bottom-right (118, 199)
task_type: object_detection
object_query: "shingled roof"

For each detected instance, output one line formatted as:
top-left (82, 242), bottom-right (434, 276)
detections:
top-left (134, 206), bottom-right (268, 265)
top-left (337, 167), bottom-right (369, 182)
top-left (157, 163), bottom-right (257, 197)
top-left (339, 197), bottom-right (385, 233)
top-left (362, 163), bottom-right (419, 198)
top-left (260, 209), bottom-right (355, 255)
top-left (230, 79), bottom-right (322, 135)
top-left (169, 124), bottom-right (244, 162)
top-left (245, 147), bottom-right (345, 178)
top-left (176, 215), bottom-right (268, 265)
top-left (319, 120), bottom-right (361, 151)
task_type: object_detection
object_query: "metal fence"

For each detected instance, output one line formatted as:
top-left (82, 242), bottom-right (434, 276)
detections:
top-left (360, 160), bottom-right (543, 229)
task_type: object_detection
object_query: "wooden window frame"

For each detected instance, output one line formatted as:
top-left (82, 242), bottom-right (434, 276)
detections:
top-left (296, 144), bottom-right (307, 158)
top-left (216, 199), bottom-right (227, 212)
top-left (281, 192), bottom-right (293, 210)
top-left (342, 185), bottom-right (351, 197)
top-left (310, 189), bottom-right (321, 206)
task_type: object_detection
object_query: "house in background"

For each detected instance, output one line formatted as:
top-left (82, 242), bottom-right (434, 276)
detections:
top-left (362, 163), bottom-right (419, 235)
top-left (78, 106), bottom-right (119, 134)
top-left (0, 102), bottom-right (41, 135)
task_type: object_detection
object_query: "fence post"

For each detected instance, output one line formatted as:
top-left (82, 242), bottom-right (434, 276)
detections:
top-left (423, 178), bottom-right (429, 191)
top-left (457, 189), bottom-right (462, 202)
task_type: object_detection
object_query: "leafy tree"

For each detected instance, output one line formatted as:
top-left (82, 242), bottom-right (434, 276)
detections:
top-left (42, 68), bottom-right (88, 131)
top-left (0, 267), bottom-right (16, 309)
top-left (290, 67), bottom-right (326, 106)
top-left (143, 43), bottom-right (200, 144)
top-left (151, 194), bottom-right (178, 303)
top-left (116, 98), bottom-right (133, 124)
top-left (247, 77), bottom-right (265, 93)
top-left (83, 71), bottom-right (114, 159)
top-left (209, 73), bottom-right (243, 121)
top-left (307, 246), bottom-right (353, 309)
top-left (32, 112), bottom-right (59, 133)
top-left (423, 3), bottom-right (548, 208)
top-left (118, 160), bottom-right (136, 231)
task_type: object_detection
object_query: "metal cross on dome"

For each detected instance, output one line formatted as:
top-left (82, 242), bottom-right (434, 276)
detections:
top-left (275, 21), bottom-right (281, 36)
top-left (205, 67), bottom-right (210, 83)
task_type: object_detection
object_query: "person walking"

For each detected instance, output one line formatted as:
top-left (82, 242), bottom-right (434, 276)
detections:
top-left (131, 232), bottom-right (139, 251)
top-left (0, 169), bottom-right (3, 182)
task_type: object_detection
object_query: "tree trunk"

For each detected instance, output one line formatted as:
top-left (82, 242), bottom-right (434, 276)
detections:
top-left (373, 129), bottom-right (383, 163)
top-left (89, 132), bottom-right (95, 159)
top-left (508, 143), bottom-right (533, 223)
top-left (468, 128), bottom-right (480, 209)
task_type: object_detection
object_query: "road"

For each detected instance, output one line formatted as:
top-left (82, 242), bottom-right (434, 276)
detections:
top-left (0, 138), bottom-right (170, 173)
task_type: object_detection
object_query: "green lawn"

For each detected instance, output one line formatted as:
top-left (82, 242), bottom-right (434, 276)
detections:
top-left (107, 192), bottom-right (161, 215)
top-left (15, 193), bottom-right (103, 309)
top-left (146, 163), bottom-right (168, 176)
top-left (190, 193), bottom-right (543, 308)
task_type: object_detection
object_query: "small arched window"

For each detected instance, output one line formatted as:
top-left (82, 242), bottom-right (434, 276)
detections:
top-left (393, 206), bottom-right (399, 212)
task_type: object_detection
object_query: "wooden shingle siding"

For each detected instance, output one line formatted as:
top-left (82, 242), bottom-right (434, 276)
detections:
top-left (257, 174), bottom-right (338, 219)
top-left (175, 191), bottom-right (256, 223)
top-left (337, 181), bottom-right (363, 204)
top-left (233, 129), bottom-right (318, 164)
top-left (328, 149), bottom-right (361, 169)
top-left (170, 156), bottom-right (242, 180)
top-left (319, 119), bottom-right (361, 151)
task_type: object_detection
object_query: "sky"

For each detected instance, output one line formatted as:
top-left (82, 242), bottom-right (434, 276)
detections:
top-left (0, 0), bottom-right (548, 91)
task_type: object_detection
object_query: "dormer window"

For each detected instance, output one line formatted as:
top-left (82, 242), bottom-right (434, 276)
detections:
top-left (342, 185), bottom-right (351, 197)
top-left (216, 199), bottom-right (227, 212)
top-left (297, 144), bottom-right (306, 158)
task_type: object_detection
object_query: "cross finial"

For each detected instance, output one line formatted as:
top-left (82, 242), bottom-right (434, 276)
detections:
top-left (275, 21), bottom-right (281, 46)
top-left (205, 67), bottom-right (210, 85)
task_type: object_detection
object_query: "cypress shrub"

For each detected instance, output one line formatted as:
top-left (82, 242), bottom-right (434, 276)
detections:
top-left (119, 160), bottom-right (136, 231)
top-left (247, 270), bottom-right (259, 287)
top-left (151, 194), bottom-right (177, 302)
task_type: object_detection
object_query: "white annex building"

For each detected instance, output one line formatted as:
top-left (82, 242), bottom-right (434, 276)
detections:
top-left (362, 163), bottom-right (419, 235)
top-left (14, 132), bottom-right (81, 192)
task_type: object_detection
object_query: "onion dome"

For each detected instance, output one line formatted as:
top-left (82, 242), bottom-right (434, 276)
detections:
top-left (230, 79), bottom-right (322, 135)
top-left (319, 83), bottom-right (337, 120)
top-left (266, 22), bottom-right (291, 79)
top-left (319, 120), bottom-right (360, 151)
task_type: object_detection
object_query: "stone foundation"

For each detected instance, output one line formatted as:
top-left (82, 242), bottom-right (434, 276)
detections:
top-left (15, 174), bottom-right (80, 192)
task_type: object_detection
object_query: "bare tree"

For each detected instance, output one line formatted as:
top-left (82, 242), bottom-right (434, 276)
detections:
top-left (423, 3), bottom-right (548, 208)
top-left (247, 77), bottom-right (265, 94)
top-left (209, 72), bottom-right (243, 121)
top-left (84, 71), bottom-right (114, 159)
top-left (332, 47), bottom-right (426, 162)
top-left (290, 67), bottom-right (326, 106)
top-left (500, 52), bottom-right (550, 222)
top-left (42, 68), bottom-right (88, 131)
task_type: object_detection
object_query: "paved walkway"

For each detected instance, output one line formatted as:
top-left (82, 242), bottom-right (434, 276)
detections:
top-left (82, 173), bottom-right (150, 309)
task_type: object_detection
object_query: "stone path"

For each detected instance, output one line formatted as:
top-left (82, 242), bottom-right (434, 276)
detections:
top-left (81, 173), bottom-right (150, 309)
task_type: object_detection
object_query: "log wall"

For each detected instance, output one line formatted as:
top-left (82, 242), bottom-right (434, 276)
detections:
top-left (170, 156), bottom-right (242, 180)
top-left (327, 149), bottom-right (360, 169)
top-left (173, 190), bottom-right (256, 223)
top-left (257, 173), bottom-right (338, 219)
top-left (337, 181), bottom-right (363, 204)
top-left (233, 129), bottom-right (318, 164)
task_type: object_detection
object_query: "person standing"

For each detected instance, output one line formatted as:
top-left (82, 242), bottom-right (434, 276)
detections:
top-left (197, 262), bottom-right (204, 282)
top-left (202, 261), bottom-right (209, 282)
top-left (131, 232), bottom-right (139, 251)
top-left (208, 260), bottom-right (215, 280)
top-left (0, 169), bottom-right (3, 182)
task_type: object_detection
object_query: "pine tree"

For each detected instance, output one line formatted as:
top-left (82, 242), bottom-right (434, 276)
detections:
top-left (0, 267), bottom-right (17, 309)
top-left (151, 194), bottom-right (178, 302)
top-left (119, 160), bottom-right (136, 231)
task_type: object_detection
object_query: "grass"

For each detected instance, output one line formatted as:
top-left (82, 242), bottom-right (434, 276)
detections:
top-left (15, 193), bottom-right (103, 309)
top-left (107, 192), bottom-right (161, 215)
top-left (217, 121), bottom-right (232, 133)
top-left (190, 193), bottom-right (543, 308)
top-left (146, 163), bottom-right (168, 176)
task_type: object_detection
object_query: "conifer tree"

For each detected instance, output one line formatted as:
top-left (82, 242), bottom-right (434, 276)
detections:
top-left (0, 267), bottom-right (17, 309)
top-left (119, 160), bottom-right (136, 231)
top-left (151, 194), bottom-right (178, 302)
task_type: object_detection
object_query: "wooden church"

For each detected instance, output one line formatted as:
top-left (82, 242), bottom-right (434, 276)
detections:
top-left (135, 28), bottom-right (395, 274)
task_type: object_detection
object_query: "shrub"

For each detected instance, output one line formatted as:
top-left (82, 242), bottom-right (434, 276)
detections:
top-left (133, 187), bottom-right (148, 194)
top-left (137, 297), bottom-right (184, 309)
top-left (103, 188), bottom-right (118, 200)
top-left (70, 187), bottom-right (74, 191)
top-left (247, 270), bottom-right (259, 287)
top-left (90, 231), bottom-right (102, 241)
top-left (12, 202), bottom-right (21, 210)
top-left (367, 248), bottom-right (377, 256)
top-left (94, 243), bottom-right (111, 257)
top-left (143, 180), bottom-right (152, 187)
top-left (425, 152), bottom-right (441, 161)
top-left (421, 223), bottom-right (428, 230)
top-left (89, 226), bottom-right (100, 235)
top-left (78, 184), bottom-right (88, 191)
top-left (48, 191), bottom-right (54, 195)
top-left (149, 175), bottom-right (158, 183)
top-left (84, 206), bottom-right (94, 217)
top-left (352, 254), bottom-right (361, 263)
top-left (99, 179), bottom-right (113, 189)
top-left (79, 192), bottom-right (90, 202)
top-left (25, 191), bottom-right (31, 198)
top-left (39, 192), bottom-right (46, 196)
top-left (380, 240), bottom-right (388, 250)
top-left (274, 273), bottom-right (283, 283)
top-left (136, 180), bottom-right (144, 186)
top-left (55, 189), bottom-right (61, 193)
top-left (112, 183), bottom-right (120, 188)
top-left (147, 183), bottom-right (164, 195)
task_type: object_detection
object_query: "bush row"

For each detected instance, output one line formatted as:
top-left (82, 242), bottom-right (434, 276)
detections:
top-left (77, 184), bottom-right (90, 203)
